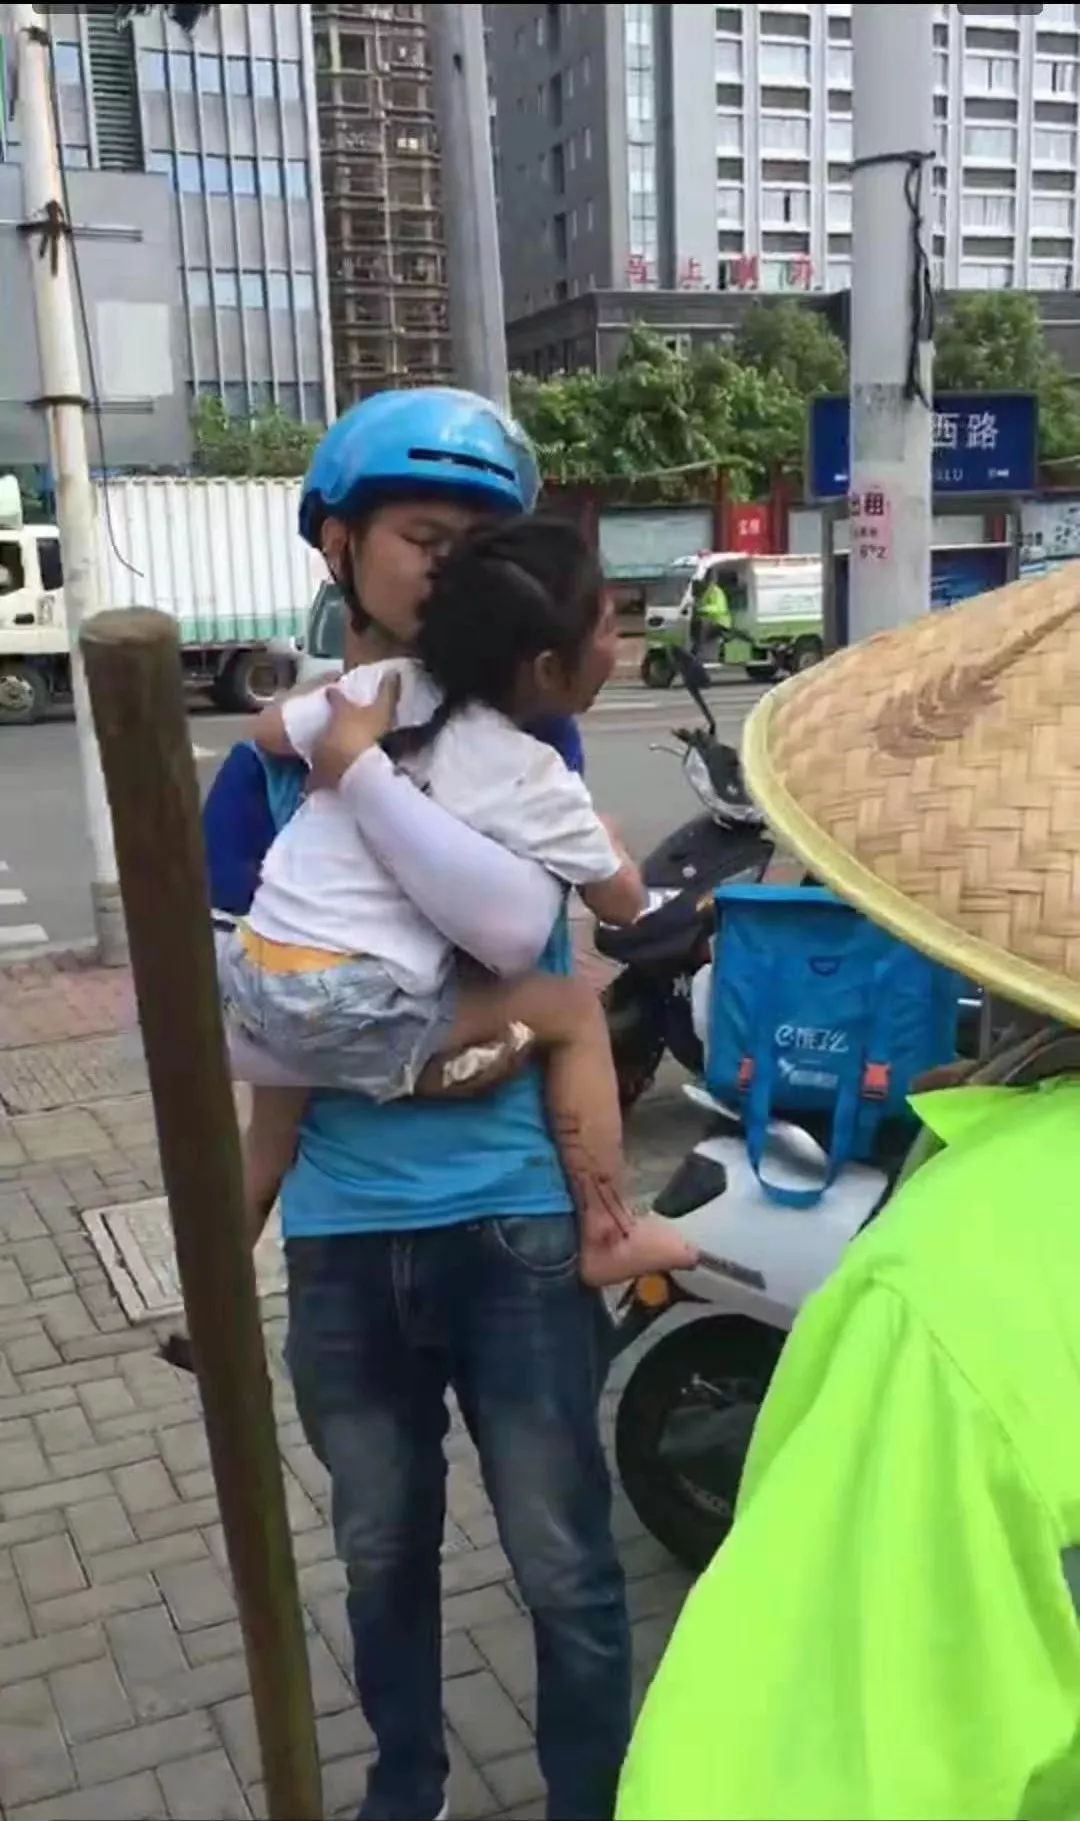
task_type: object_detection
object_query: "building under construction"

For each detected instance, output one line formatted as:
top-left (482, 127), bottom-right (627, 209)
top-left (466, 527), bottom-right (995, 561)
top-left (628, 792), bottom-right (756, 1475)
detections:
top-left (313, 3), bottom-right (451, 408)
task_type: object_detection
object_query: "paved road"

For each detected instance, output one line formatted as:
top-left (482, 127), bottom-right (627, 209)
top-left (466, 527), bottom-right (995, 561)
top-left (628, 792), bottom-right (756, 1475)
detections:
top-left (0, 680), bottom-right (764, 956)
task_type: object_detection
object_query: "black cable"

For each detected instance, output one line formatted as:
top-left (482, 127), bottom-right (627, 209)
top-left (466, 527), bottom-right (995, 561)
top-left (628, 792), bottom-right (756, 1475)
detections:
top-left (851, 148), bottom-right (935, 407)
top-left (43, 29), bottom-right (142, 578)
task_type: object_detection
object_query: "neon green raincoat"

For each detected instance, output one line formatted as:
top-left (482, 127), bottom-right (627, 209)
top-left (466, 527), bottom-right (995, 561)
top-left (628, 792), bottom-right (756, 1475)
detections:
top-left (619, 1080), bottom-right (1080, 1821)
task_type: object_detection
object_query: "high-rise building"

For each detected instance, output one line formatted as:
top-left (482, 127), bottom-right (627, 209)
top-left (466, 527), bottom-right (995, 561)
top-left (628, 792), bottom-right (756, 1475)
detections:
top-left (312, 3), bottom-right (450, 409)
top-left (5, 3), bottom-right (335, 430)
top-left (488, 2), bottom-right (1080, 322)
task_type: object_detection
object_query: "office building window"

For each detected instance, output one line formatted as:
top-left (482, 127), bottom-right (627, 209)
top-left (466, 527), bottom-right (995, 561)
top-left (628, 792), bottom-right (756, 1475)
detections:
top-left (1033, 127), bottom-right (1076, 165)
top-left (52, 42), bottom-right (82, 86)
top-left (1031, 194), bottom-right (1073, 232)
top-left (253, 58), bottom-right (275, 98)
top-left (286, 160), bottom-right (309, 200)
top-left (63, 145), bottom-right (89, 168)
top-left (278, 61), bottom-right (301, 102)
top-left (216, 271), bottom-right (240, 309)
top-left (963, 124), bottom-right (1016, 160)
top-left (963, 192), bottom-right (1014, 230)
top-left (827, 44), bottom-right (852, 85)
top-left (259, 159), bottom-right (283, 199)
top-left (965, 54), bottom-right (1017, 92)
top-left (717, 112), bottom-right (743, 150)
top-left (762, 186), bottom-right (809, 225)
top-left (147, 149), bottom-right (173, 182)
top-left (303, 384), bottom-right (324, 423)
top-left (827, 115), bottom-right (852, 158)
top-left (140, 49), bottom-right (166, 90)
top-left (176, 153), bottom-right (201, 193)
top-left (268, 272), bottom-right (290, 310)
top-left (197, 54), bottom-right (223, 94)
top-left (240, 272), bottom-right (265, 309)
top-left (204, 155), bottom-right (229, 195)
top-left (760, 41), bottom-right (810, 83)
top-left (227, 57), bottom-right (251, 96)
top-left (223, 382), bottom-right (249, 415)
top-left (717, 183), bottom-right (743, 222)
top-left (828, 188), bottom-right (852, 229)
top-left (827, 259), bottom-right (852, 290)
top-left (277, 383), bottom-right (300, 418)
top-left (962, 259), bottom-right (1013, 288)
top-left (188, 268), bottom-right (210, 307)
top-left (233, 157), bottom-right (256, 196)
top-left (169, 51), bottom-right (194, 92)
top-left (1030, 261), bottom-right (1072, 289)
top-left (715, 39), bottom-right (742, 78)
top-left (933, 50), bottom-right (948, 88)
top-left (762, 113), bottom-right (811, 155)
top-left (1035, 56), bottom-right (1078, 93)
top-left (293, 273), bottom-right (315, 311)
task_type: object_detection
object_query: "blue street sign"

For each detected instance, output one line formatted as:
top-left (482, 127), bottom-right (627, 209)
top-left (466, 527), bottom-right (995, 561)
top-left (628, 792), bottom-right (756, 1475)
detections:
top-left (808, 392), bottom-right (1039, 500)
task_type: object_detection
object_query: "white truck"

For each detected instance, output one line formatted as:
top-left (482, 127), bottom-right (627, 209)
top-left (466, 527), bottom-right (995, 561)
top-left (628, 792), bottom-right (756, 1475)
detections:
top-left (641, 551), bottom-right (824, 688)
top-left (0, 474), bottom-right (324, 726)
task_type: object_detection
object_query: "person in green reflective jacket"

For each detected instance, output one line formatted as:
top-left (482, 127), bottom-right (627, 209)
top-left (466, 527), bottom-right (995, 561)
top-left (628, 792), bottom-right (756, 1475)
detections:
top-left (689, 568), bottom-right (730, 654)
top-left (618, 568), bottom-right (1080, 1821)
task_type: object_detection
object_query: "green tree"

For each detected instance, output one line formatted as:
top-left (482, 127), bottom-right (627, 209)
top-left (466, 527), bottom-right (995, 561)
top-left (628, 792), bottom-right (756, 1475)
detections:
top-left (936, 292), bottom-right (1080, 464)
top-left (511, 322), bottom-right (815, 498)
top-left (734, 299), bottom-right (847, 398)
top-left (191, 396), bottom-right (322, 478)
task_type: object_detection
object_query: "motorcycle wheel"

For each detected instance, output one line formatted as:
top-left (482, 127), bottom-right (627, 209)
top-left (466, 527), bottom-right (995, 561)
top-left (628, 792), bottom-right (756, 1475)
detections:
top-left (615, 1316), bottom-right (784, 1571)
top-left (640, 649), bottom-right (676, 689)
top-left (603, 973), bottom-right (666, 1110)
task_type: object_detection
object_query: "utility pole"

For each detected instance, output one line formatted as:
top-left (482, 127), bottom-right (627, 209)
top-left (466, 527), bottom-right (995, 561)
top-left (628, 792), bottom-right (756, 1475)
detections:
top-left (428, 2), bottom-right (509, 410)
top-left (848, 3), bottom-right (935, 642)
top-left (12, 1), bottom-right (124, 961)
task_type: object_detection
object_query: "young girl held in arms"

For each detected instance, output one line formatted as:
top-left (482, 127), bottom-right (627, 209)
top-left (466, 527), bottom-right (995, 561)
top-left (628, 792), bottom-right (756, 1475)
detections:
top-left (220, 518), bottom-right (696, 1286)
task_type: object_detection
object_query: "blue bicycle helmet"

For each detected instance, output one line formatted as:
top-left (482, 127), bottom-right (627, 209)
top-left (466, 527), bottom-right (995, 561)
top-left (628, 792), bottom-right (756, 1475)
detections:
top-left (299, 387), bottom-right (541, 548)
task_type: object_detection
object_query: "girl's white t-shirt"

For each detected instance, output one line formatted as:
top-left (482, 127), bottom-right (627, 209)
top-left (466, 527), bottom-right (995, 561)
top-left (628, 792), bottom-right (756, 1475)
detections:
top-left (246, 658), bottom-right (620, 997)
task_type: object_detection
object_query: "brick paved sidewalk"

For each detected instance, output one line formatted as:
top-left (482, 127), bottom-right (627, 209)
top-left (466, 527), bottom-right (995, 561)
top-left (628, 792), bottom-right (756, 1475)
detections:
top-left (0, 947), bottom-right (695, 1821)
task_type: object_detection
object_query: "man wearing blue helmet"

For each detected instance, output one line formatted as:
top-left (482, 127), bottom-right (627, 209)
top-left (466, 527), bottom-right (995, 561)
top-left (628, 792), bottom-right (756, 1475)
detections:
top-left (198, 389), bottom-right (631, 1821)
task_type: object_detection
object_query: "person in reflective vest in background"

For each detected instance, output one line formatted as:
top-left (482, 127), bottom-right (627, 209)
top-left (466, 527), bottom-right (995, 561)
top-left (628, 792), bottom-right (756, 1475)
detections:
top-left (619, 567), bottom-right (1080, 1821)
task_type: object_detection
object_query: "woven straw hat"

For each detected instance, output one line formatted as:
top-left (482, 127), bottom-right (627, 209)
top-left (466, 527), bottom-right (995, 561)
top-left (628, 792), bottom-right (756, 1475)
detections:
top-left (742, 562), bottom-right (1080, 1026)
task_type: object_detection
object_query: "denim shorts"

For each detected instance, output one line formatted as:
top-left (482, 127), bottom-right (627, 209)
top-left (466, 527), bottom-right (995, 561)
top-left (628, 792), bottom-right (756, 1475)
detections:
top-left (219, 929), bottom-right (458, 1102)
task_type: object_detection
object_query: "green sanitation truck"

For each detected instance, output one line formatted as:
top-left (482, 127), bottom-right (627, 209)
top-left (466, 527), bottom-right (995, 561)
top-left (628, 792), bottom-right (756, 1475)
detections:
top-left (641, 551), bottom-right (824, 689)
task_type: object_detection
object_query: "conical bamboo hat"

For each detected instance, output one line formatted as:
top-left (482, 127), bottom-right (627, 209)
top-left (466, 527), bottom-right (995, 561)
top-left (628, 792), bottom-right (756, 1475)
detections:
top-left (742, 562), bottom-right (1080, 1026)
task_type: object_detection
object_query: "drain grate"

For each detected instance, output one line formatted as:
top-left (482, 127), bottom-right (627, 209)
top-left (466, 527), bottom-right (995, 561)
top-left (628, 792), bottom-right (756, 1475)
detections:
top-left (81, 1195), bottom-right (286, 1325)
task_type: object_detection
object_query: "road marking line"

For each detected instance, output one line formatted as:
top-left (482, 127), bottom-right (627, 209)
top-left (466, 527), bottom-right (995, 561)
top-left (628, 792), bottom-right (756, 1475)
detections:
top-left (0, 887), bottom-right (27, 906)
top-left (0, 924), bottom-right (48, 948)
top-left (0, 861), bottom-right (8, 873)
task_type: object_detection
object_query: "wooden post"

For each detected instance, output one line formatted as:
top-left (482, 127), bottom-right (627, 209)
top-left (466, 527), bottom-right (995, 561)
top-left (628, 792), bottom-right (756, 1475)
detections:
top-left (80, 609), bottom-right (322, 1821)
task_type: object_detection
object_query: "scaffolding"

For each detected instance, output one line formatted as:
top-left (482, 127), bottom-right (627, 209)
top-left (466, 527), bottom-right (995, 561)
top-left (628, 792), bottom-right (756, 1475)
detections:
top-left (313, 3), bottom-right (451, 408)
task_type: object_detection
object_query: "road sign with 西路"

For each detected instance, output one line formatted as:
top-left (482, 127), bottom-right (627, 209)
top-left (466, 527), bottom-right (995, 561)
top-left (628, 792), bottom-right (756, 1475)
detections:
top-left (808, 392), bottom-right (1039, 501)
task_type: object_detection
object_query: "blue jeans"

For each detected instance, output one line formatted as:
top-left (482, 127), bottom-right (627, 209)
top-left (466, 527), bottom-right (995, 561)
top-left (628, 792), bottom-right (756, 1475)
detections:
top-left (286, 1215), bottom-right (631, 1821)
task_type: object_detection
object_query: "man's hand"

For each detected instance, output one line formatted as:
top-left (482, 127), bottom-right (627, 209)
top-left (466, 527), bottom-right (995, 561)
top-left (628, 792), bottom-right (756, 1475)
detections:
top-left (308, 673), bottom-right (401, 791)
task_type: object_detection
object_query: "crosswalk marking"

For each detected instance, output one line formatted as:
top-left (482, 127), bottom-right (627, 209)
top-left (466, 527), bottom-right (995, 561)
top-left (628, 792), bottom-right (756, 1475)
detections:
top-left (0, 924), bottom-right (48, 949)
top-left (0, 887), bottom-right (27, 906)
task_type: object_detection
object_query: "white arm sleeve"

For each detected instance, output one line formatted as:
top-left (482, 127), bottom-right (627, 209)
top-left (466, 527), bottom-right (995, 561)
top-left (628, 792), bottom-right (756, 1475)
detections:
top-left (337, 747), bottom-right (562, 976)
top-left (281, 685), bottom-right (332, 763)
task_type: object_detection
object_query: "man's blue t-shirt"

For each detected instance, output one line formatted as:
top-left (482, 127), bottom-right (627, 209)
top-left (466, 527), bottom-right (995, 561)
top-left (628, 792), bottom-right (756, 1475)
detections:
top-left (202, 715), bottom-right (581, 1236)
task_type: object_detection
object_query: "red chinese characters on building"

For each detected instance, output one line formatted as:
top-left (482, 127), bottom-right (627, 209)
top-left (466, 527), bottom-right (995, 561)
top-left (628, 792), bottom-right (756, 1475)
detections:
top-left (730, 254), bottom-right (759, 290)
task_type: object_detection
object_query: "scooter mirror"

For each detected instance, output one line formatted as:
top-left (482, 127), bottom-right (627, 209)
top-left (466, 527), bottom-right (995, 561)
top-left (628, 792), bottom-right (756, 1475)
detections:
top-left (670, 647), bottom-right (716, 737)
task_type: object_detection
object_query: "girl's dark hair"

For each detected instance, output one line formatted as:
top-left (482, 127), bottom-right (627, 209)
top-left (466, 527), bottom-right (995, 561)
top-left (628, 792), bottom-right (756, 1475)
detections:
top-left (383, 517), bottom-right (603, 760)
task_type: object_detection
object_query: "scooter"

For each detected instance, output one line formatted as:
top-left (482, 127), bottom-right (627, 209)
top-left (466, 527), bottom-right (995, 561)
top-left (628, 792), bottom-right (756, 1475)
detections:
top-left (607, 985), bottom-right (893, 1571)
top-left (606, 955), bottom-right (997, 1572)
top-left (595, 652), bottom-right (774, 1107)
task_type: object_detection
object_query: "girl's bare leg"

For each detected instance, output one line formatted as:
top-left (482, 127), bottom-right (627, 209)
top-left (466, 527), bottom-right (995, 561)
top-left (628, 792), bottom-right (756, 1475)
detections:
top-left (420, 974), bottom-right (697, 1287)
top-left (242, 1085), bottom-right (308, 1244)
